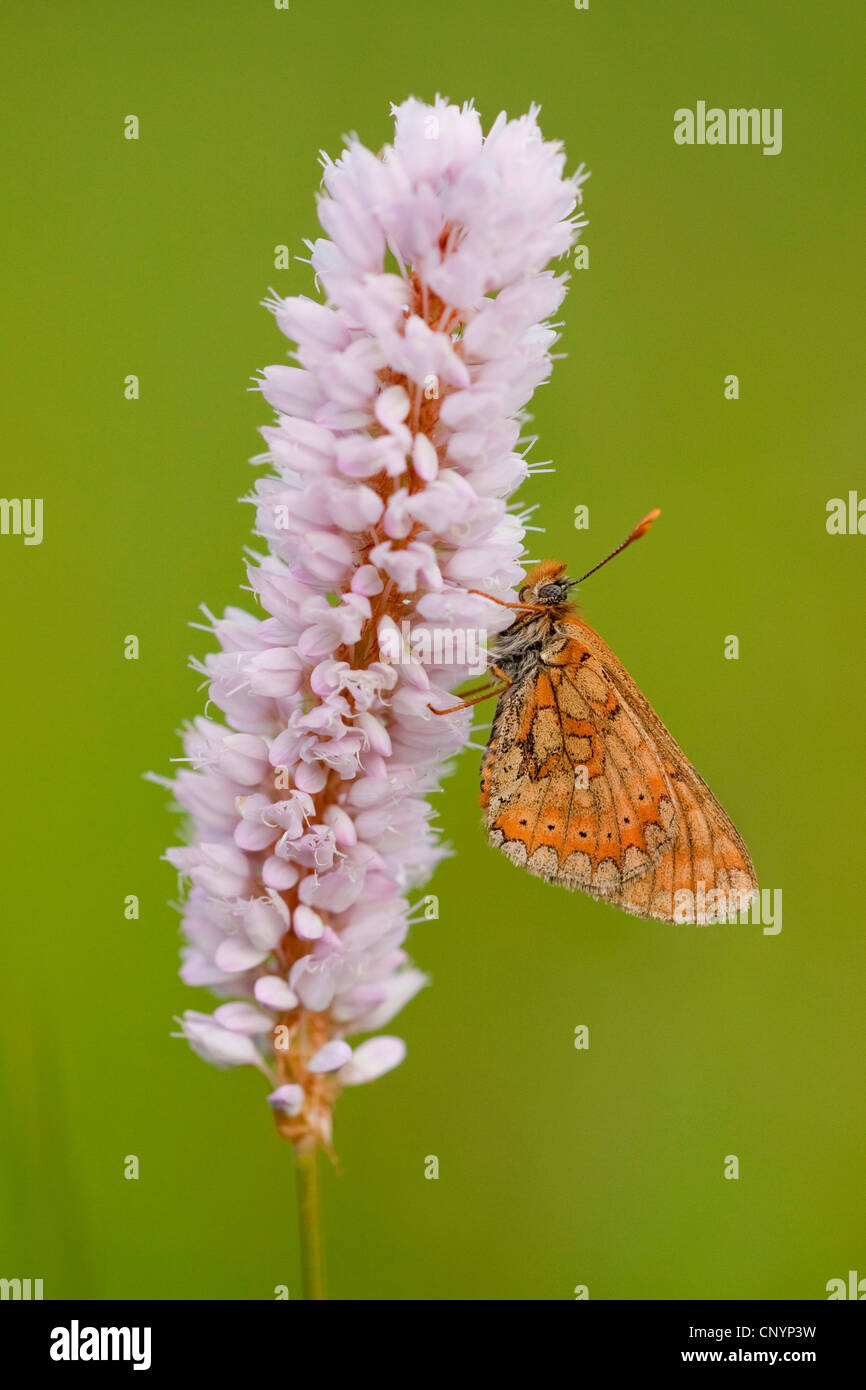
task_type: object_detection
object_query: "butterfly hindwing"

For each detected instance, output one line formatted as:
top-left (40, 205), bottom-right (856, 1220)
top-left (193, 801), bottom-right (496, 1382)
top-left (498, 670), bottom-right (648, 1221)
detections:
top-left (481, 615), bottom-right (757, 923)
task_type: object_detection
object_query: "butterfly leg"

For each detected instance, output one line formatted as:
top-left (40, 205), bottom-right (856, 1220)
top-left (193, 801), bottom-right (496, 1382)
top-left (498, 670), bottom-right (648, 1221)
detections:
top-left (444, 678), bottom-right (498, 699)
top-left (467, 589), bottom-right (548, 615)
top-left (440, 666), bottom-right (512, 698)
top-left (428, 667), bottom-right (512, 715)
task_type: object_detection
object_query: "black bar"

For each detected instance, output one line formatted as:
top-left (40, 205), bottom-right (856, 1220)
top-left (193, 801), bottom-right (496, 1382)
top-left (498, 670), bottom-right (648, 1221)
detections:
top-left (1, 1298), bottom-right (861, 1373)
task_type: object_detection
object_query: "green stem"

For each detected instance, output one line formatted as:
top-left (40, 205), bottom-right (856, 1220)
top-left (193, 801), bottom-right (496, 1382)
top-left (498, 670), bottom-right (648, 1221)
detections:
top-left (296, 1145), bottom-right (326, 1300)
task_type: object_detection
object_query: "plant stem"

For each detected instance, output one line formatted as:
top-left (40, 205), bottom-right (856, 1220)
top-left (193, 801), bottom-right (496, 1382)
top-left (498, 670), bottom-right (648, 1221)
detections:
top-left (296, 1145), bottom-right (326, 1300)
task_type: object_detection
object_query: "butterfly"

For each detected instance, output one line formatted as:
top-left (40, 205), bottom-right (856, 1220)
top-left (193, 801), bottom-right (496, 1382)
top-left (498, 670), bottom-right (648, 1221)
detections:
top-left (432, 510), bottom-right (758, 924)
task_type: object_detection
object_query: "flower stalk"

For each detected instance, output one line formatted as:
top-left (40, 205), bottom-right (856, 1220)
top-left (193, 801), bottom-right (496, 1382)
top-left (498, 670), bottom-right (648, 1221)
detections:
top-left (296, 1145), bottom-right (325, 1301)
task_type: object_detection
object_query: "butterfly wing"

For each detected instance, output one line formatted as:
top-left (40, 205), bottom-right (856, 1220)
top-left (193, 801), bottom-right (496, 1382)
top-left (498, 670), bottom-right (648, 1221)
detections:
top-left (481, 615), bottom-right (757, 923)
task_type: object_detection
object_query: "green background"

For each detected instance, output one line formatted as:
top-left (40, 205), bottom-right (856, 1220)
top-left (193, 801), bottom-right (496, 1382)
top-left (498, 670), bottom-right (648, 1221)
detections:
top-left (1, 0), bottom-right (862, 1301)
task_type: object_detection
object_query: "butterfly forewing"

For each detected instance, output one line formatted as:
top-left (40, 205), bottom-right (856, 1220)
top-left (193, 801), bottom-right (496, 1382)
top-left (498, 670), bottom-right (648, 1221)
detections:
top-left (481, 614), bottom-right (757, 924)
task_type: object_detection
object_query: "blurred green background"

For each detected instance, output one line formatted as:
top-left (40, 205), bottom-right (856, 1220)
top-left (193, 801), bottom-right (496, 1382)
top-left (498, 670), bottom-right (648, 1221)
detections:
top-left (1, 0), bottom-right (862, 1301)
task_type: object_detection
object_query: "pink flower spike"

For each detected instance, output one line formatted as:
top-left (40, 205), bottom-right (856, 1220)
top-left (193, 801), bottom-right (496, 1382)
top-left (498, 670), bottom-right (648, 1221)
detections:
top-left (159, 96), bottom-right (584, 1163)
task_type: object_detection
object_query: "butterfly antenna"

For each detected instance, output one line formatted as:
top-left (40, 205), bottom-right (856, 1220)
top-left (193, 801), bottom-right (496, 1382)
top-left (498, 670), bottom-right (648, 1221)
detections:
top-left (573, 508), bottom-right (661, 586)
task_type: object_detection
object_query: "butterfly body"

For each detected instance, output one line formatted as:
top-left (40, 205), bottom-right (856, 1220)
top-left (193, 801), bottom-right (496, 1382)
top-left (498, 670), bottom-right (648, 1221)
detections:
top-left (480, 561), bottom-right (757, 924)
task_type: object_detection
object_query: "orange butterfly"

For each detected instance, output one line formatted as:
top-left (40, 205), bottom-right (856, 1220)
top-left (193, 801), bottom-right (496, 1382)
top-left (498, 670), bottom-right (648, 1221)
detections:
top-left (434, 510), bottom-right (757, 924)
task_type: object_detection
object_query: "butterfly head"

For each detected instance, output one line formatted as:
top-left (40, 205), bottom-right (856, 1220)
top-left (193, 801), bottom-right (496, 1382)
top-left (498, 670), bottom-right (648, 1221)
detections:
top-left (518, 561), bottom-right (578, 610)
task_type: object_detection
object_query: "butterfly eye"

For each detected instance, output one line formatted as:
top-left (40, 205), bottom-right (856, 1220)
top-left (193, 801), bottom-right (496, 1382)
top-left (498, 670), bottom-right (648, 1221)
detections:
top-left (538, 584), bottom-right (562, 602)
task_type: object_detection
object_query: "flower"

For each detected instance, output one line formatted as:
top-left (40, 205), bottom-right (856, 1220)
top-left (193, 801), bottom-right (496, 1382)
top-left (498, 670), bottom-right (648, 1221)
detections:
top-left (158, 95), bottom-right (586, 1152)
